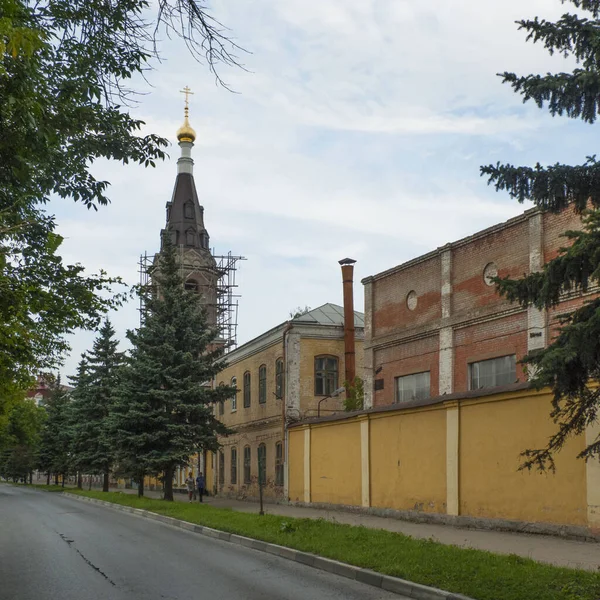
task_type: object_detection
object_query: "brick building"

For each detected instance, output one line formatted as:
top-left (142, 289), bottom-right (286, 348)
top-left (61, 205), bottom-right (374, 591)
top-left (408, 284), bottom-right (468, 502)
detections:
top-left (362, 206), bottom-right (594, 408)
top-left (213, 303), bottom-right (364, 499)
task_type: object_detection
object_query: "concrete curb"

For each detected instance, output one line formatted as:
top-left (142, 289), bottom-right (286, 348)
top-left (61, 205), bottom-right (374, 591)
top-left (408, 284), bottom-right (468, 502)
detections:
top-left (61, 492), bottom-right (474, 600)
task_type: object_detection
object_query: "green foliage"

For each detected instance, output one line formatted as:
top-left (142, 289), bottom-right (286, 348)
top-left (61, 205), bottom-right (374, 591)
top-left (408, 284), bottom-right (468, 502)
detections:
top-left (481, 0), bottom-right (600, 468)
top-left (0, 395), bottom-right (45, 480)
top-left (343, 377), bottom-right (364, 412)
top-left (289, 306), bottom-right (312, 319)
top-left (0, 0), bottom-right (243, 395)
top-left (111, 238), bottom-right (234, 500)
top-left (61, 489), bottom-right (600, 600)
top-left (37, 377), bottom-right (71, 478)
top-left (68, 321), bottom-right (123, 488)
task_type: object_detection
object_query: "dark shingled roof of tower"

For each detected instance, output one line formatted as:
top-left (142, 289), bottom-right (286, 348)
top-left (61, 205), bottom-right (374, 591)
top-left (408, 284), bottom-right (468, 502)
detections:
top-left (165, 172), bottom-right (211, 253)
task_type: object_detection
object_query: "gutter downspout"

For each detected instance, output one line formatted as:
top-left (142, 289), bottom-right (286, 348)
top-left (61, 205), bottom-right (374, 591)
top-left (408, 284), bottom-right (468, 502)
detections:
top-left (282, 321), bottom-right (293, 500)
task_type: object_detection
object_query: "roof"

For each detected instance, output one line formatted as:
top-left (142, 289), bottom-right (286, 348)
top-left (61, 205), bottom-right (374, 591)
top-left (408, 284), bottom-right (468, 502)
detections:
top-left (292, 303), bottom-right (364, 328)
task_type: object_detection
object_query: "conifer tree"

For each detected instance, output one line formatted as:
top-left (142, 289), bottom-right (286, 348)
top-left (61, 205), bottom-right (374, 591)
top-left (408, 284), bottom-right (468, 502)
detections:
top-left (37, 377), bottom-right (71, 485)
top-left (481, 0), bottom-right (600, 469)
top-left (68, 321), bottom-right (123, 491)
top-left (113, 238), bottom-right (233, 501)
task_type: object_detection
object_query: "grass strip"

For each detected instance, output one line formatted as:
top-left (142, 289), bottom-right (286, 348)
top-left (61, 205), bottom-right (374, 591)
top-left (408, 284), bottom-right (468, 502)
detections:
top-left (33, 485), bottom-right (600, 600)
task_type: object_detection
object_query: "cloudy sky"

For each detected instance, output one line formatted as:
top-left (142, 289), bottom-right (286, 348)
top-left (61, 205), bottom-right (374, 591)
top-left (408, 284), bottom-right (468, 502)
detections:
top-left (51, 0), bottom-right (593, 378)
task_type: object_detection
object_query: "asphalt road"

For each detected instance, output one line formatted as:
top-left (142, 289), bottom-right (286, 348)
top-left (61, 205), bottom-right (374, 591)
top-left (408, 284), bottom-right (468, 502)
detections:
top-left (0, 485), bottom-right (404, 600)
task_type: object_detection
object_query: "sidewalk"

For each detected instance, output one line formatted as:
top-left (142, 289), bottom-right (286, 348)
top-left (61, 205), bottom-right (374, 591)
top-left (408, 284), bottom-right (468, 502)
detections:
top-left (114, 486), bottom-right (600, 572)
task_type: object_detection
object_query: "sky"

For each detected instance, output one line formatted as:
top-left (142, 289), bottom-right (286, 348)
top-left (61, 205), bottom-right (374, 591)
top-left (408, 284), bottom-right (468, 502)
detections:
top-left (51, 0), bottom-right (595, 378)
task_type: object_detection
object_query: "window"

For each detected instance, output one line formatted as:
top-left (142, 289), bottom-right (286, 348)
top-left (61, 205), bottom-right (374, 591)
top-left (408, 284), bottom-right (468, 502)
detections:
top-left (469, 355), bottom-right (516, 390)
top-left (243, 371), bottom-right (251, 408)
top-left (259, 364), bottom-right (267, 404)
top-left (217, 382), bottom-right (225, 415)
top-left (231, 376), bottom-right (237, 411)
top-left (184, 279), bottom-right (198, 292)
top-left (243, 446), bottom-right (251, 484)
top-left (275, 358), bottom-right (284, 399)
top-left (257, 444), bottom-right (266, 486)
top-left (314, 356), bottom-right (338, 396)
top-left (395, 371), bottom-right (430, 403)
top-left (218, 450), bottom-right (224, 487)
top-left (185, 229), bottom-right (195, 246)
top-left (184, 201), bottom-right (194, 219)
top-left (275, 442), bottom-right (284, 486)
top-left (230, 447), bottom-right (237, 485)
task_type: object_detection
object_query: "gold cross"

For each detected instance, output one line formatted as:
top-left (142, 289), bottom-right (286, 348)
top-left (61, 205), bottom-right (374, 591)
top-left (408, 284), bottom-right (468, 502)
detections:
top-left (180, 86), bottom-right (194, 110)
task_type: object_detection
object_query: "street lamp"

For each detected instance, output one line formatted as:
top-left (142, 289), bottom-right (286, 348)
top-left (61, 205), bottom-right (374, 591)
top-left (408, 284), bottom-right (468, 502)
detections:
top-left (317, 387), bottom-right (345, 418)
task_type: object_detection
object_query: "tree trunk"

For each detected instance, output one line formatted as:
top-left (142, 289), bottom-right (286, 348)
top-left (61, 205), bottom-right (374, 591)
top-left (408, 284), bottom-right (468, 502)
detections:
top-left (29, 472), bottom-right (32, 485)
top-left (77, 472), bottom-right (82, 490)
top-left (102, 468), bottom-right (109, 492)
top-left (61, 473), bottom-right (65, 488)
top-left (88, 476), bottom-right (92, 491)
top-left (46, 472), bottom-right (50, 486)
top-left (137, 477), bottom-right (144, 498)
top-left (163, 467), bottom-right (174, 501)
top-left (54, 473), bottom-right (58, 486)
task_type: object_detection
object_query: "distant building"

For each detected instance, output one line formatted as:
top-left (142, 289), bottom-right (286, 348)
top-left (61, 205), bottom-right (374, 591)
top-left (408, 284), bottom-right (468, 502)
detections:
top-left (27, 375), bottom-right (72, 406)
top-left (362, 206), bottom-right (596, 408)
top-left (213, 303), bottom-right (365, 500)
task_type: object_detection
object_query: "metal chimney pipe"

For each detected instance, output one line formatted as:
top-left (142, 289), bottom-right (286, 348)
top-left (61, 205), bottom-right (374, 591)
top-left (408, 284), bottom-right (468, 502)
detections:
top-left (339, 258), bottom-right (357, 385)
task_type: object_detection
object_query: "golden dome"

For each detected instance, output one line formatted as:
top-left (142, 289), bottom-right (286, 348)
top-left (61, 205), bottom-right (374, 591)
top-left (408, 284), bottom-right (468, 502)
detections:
top-left (176, 112), bottom-right (196, 143)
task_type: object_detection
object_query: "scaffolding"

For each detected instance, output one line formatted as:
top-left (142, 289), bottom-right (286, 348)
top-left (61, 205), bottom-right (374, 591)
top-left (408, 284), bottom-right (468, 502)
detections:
top-left (138, 247), bottom-right (245, 351)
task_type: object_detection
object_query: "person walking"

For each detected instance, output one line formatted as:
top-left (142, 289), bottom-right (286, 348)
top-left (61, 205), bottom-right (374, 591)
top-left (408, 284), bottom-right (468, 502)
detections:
top-left (196, 472), bottom-right (205, 503)
top-left (185, 472), bottom-right (195, 503)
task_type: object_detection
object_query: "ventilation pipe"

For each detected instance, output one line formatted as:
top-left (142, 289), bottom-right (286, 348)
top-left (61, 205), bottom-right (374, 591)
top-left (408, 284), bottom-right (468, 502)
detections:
top-left (339, 258), bottom-right (357, 385)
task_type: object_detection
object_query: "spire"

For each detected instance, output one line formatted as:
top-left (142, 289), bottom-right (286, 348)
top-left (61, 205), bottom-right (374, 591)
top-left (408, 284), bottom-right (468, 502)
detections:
top-left (162, 86), bottom-right (211, 254)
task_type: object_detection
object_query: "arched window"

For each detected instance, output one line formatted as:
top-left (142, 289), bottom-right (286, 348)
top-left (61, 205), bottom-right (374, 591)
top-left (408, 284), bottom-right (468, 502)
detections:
top-left (218, 381), bottom-right (225, 416)
top-left (314, 355), bottom-right (338, 396)
top-left (185, 229), bottom-right (195, 246)
top-left (275, 358), bottom-right (284, 399)
top-left (218, 450), bottom-right (225, 487)
top-left (184, 201), bottom-right (194, 219)
top-left (258, 364), bottom-right (267, 404)
top-left (243, 371), bottom-right (251, 408)
top-left (275, 441), bottom-right (283, 486)
top-left (201, 232), bottom-right (209, 249)
top-left (185, 279), bottom-right (198, 292)
top-left (230, 447), bottom-right (238, 485)
top-left (257, 444), bottom-right (266, 486)
top-left (231, 376), bottom-right (237, 411)
top-left (243, 446), bottom-right (251, 484)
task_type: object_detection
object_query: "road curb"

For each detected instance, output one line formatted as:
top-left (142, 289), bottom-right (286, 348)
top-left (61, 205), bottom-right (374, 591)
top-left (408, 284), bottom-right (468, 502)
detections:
top-left (60, 492), bottom-right (474, 600)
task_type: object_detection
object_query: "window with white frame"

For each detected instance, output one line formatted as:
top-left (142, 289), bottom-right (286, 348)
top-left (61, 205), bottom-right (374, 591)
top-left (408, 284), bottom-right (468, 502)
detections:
top-left (231, 376), bottom-right (237, 411)
top-left (395, 371), bottom-right (430, 403)
top-left (469, 355), bottom-right (516, 390)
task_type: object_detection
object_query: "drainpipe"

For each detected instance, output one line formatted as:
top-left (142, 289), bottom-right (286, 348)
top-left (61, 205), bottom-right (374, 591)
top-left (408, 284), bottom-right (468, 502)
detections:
top-left (339, 258), bottom-right (357, 385)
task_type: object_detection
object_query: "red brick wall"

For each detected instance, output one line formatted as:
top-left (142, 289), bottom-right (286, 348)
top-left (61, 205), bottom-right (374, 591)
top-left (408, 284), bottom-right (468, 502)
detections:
top-left (543, 205), bottom-right (582, 263)
top-left (453, 313), bottom-right (528, 392)
top-left (452, 219), bottom-right (529, 317)
top-left (373, 255), bottom-right (441, 338)
top-left (373, 335), bottom-right (439, 406)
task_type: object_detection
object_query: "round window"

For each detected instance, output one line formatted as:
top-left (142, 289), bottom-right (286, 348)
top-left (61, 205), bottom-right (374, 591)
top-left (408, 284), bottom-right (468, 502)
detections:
top-left (483, 262), bottom-right (498, 286)
top-left (406, 290), bottom-right (418, 311)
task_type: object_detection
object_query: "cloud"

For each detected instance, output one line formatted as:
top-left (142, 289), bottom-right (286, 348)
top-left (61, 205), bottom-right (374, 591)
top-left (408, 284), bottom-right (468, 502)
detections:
top-left (52, 0), bottom-right (591, 377)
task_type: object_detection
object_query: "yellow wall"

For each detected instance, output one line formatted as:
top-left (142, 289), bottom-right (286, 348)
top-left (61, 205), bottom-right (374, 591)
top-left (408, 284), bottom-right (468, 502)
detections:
top-left (288, 428), bottom-right (305, 503)
top-left (310, 420), bottom-right (361, 505)
top-left (288, 388), bottom-right (592, 530)
top-left (459, 392), bottom-right (587, 525)
top-left (370, 407), bottom-right (446, 513)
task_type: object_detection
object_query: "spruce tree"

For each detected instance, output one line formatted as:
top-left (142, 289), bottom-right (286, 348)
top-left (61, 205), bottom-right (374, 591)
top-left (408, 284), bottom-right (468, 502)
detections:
top-left (113, 237), bottom-right (233, 501)
top-left (68, 321), bottom-right (122, 491)
top-left (37, 377), bottom-right (71, 485)
top-left (481, 0), bottom-right (600, 469)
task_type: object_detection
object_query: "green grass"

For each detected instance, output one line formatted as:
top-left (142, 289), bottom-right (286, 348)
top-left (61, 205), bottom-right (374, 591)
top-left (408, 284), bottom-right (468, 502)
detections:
top-left (33, 485), bottom-right (600, 600)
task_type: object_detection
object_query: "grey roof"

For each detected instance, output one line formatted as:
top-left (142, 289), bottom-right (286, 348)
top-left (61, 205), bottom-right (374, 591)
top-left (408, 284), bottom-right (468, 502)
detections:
top-left (292, 303), bottom-right (364, 328)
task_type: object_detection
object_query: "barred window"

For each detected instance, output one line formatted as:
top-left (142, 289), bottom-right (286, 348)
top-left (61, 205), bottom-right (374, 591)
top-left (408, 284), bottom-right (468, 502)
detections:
top-left (275, 441), bottom-right (284, 486)
top-left (230, 447), bottom-right (237, 485)
top-left (243, 446), bottom-right (251, 484)
top-left (257, 444), bottom-right (267, 486)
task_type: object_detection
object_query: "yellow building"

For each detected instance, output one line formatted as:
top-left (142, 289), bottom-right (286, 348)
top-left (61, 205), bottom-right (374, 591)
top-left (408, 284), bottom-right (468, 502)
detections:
top-left (211, 303), bottom-right (364, 500)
